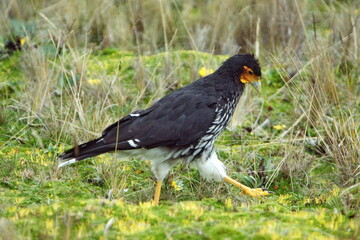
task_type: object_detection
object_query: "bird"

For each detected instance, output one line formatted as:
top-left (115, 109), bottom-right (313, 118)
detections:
top-left (58, 54), bottom-right (269, 204)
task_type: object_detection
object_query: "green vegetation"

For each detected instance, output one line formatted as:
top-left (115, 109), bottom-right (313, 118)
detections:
top-left (1, 0), bottom-right (359, 239)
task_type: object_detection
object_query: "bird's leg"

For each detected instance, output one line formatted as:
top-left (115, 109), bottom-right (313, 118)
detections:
top-left (224, 176), bottom-right (269, 197)
top-left (153, 181), bottom-right (162, 205)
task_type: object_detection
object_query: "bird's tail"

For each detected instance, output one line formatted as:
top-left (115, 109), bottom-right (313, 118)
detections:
top-left (57, 137), bottom-right (116, 168)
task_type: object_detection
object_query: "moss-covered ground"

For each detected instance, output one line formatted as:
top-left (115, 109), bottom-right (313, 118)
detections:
top-left (0, 50), bottom-right (359, 239)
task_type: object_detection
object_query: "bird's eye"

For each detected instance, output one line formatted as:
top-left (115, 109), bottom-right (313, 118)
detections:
top-left (243, 66), bottom-right (254, 75)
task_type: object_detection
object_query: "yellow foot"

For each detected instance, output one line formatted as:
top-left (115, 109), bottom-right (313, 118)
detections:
top-left (153, 181), bottom-right (162, 205)
top-left (224, 176), bottom-right (269, 198)
top-left (241, 186), bottom-right (269, 198)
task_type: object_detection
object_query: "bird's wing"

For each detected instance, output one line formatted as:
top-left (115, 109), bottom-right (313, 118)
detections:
top-left (101, 104), bottom-right (158, 136)
top-left (102, 88), bottom-right (218, 149)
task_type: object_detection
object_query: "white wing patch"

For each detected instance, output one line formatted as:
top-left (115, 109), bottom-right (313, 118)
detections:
top-left (58, 159), bottom-right (77, 168)
top-left (130, 113), bottom-right (140, 117)
top-left (128, 140), bottom-right (138, 148)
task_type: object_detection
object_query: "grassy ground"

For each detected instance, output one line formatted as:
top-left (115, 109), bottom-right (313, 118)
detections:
top-left (1, 0), bottom-right (360, 239)
top-left (1, 50), bottom-right (359, 239)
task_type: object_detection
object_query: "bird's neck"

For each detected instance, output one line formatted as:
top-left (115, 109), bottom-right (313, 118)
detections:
top-left (218, 78), bottom-right (244, 100)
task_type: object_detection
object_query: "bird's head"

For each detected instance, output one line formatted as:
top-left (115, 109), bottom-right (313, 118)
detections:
top-left (217, 54), bottom-right (262, 92)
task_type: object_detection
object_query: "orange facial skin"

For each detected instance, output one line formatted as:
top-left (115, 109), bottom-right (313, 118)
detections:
top-left (240, 66), bottom-right (260, 83)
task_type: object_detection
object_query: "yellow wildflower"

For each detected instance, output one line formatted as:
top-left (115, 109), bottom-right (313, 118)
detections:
top-left (303, 197), bottom-right (311, 205)
top-left (18, 208), bottom-right (30, 218)
top-left (225, 198), bottom-right (233, 208)
top-left (273, 124), bottom-right (286, 130)
top-left (171, 181), bottom-right (180, 191)
top-left (15, 197), bottom-right (25, 205)
top-left (45, 218), bottom-right (55, 231)
top-left (87, 78), bottom-right (102, 85)
top-left (198, 67), bottom-right (214, 77)
top-left (20, 38), bottom-right (27, 46)
top-left (122, 166), bottom-right (131, 171)
top-left (57, 144), bottom-right (64, 155)
top-left (331, 186), bottom-right (340, 196)
top-left (9, 148), bottom-right (18, 155)
top-left (278, 194), bottom-right (291, 205)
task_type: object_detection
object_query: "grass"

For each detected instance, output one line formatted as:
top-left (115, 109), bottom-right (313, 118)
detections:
top-left (1, 198), bottom-right (357, 239)
top-left (1, 0), bottom-right (360, 239)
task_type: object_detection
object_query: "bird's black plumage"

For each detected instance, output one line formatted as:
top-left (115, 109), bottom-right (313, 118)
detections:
top-left (59, 54), bottom-right (261, 166)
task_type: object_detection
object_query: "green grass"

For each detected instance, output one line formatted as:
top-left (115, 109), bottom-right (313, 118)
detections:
top-left (1, 198), bottom-right (357, 239)
top-left (0, 50), bottom-right (359, 239)
top-left (1, 0), bottom-right (359, 238)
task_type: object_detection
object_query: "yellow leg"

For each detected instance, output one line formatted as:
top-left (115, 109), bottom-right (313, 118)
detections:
top-left (153, 181), bottom-right (162, 205)
top-left (224, 176), bottom-right (269, 198)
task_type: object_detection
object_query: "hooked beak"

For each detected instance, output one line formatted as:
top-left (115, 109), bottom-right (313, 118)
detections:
top-left (251, 81), bottom-right (261, 93)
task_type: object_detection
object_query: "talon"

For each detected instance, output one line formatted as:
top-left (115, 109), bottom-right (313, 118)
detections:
top-left (224, 176), bottom-right (270, 198)
top-left (242, 187), bottom-right (270, 198)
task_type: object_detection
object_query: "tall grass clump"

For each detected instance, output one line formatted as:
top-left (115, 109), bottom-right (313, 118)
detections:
top-left (0, 0), bottom-right (359, 209)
